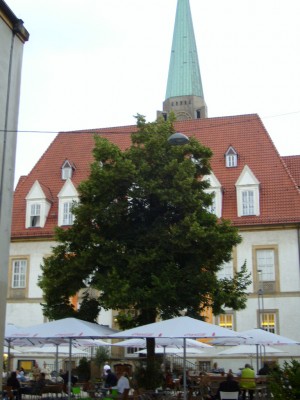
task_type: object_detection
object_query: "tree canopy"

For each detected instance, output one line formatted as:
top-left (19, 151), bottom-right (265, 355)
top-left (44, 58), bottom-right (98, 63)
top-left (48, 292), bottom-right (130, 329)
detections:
top-left (39, 115), bottom-right (250, 326)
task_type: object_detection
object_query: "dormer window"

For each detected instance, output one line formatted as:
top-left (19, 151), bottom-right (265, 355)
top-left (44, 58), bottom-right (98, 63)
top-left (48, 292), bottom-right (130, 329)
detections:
top-left (58, 179), bottom-right (79, 226)
top-left (235, 165), bottom-right (260, 217)
top-left (225, 146), bottom-right (238, 168)
top-left (30, 203), bottom-right (41, 227)
top-left (202, 172), bottom-right (222, 218)
top-left (61, 160), bottom-right (74, 180)
top-left (25, 181), bottom-right (52, 228)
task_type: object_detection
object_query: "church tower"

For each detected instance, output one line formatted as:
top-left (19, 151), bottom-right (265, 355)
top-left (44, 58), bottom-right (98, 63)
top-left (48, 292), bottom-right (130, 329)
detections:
top-left (159, 0), bottom-right (207, 121)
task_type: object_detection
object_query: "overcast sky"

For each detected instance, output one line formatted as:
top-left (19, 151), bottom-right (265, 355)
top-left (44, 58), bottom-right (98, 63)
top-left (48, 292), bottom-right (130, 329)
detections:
top-left (8, 0), bottom-right (300, 185)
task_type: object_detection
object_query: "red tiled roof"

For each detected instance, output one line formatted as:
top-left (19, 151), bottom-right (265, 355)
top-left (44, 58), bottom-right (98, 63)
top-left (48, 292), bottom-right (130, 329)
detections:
top-left (11, 114), bottom-right (300, 239)
top-left (282, 155), bottom-right (300, 188)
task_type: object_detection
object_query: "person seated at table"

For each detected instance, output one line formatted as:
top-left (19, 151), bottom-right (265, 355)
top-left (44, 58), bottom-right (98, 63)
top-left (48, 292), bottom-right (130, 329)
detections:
top-left (258, 362), bottom-right (270, 376)
top-left (214, 373), bottom-right (240, 400)
top-left (7, 371), bottom-right (21, 400)
top-left (210, 362), bottom-right (225, 374)
top-left (179, 371), bottom-right (192, 388)
top-left (105, 369), bottom-right (118, 388)
top-left (240, 364), bottom-right (256, 400)
top-left (20, 372), bottom-right (47, 396)
top-left (116, 372), bottom-right (130, 395)
top-left (164, 369), bottom-right (174, 389)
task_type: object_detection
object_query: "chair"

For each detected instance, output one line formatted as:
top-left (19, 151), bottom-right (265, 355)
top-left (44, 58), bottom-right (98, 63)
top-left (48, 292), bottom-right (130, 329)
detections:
top-left (2, 386), bottom-right (14, 400)
top-left (71, 386), bottom-right (81, 398)
top-left (122, 388), bottom-right (130, 400)
top-left (219, 392), bottom-right (239, 400)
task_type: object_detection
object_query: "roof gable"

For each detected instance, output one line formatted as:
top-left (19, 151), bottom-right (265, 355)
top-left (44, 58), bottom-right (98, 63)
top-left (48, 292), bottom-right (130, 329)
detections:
top-left (235, 165), bottom-right (260, 186)
top-left (58, 179), bottom-right (78, 198)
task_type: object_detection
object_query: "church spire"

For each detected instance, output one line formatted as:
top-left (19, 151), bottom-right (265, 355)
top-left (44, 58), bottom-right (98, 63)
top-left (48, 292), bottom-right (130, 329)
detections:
top-left (161, 0), bottom-right (207, 121)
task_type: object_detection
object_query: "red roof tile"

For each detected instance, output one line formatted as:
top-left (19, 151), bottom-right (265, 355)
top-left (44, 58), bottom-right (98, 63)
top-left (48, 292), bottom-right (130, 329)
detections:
top-left (11, 114), bottom-right (300, 239)
top-left (282, 155), bottom-right (300, 188)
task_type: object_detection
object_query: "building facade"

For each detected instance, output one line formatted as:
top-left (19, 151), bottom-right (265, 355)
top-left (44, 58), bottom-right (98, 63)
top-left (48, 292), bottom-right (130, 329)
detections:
top-left (8, 0), bottom-right (300, 366)
top-left (1, 0), bottom-right (29, 383)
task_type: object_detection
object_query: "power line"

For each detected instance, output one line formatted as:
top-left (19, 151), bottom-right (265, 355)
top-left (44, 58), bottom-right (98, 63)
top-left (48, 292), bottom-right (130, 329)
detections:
top-left (1, 110), bottom-right (300, 135)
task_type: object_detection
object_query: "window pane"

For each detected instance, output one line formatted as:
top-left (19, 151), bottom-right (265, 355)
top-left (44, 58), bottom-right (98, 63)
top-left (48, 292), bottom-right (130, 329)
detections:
top-left (257, 249), bottom-right (275, 281)
top-left (219, 314), bottom-right (233, 330)
top-left (242, 190), bottom-right (254, 215)
top-left (63, 202), bottom-right (74, 225)
top-left (207, 192), bottom-right (216, 214)
top-left (12, 260), bottom-right (27, 288)
top-left (218, 261), bottom-right (233, 280)
top-left (261, 312), bottom-right (276, 333)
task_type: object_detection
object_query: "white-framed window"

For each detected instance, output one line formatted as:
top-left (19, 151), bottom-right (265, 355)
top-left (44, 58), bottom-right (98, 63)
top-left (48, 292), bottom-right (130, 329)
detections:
top-left (58, 179), bottom-right (79, 226)
top-left (203, 173), bottom-right (222, 218)
top-left (62, 201), bottom-right (74, 225)
top-left (242, 190), bottom-right (254, 216)
top-left (217, 260), bottom-right (234, 280)
top-left (257, 249), bottom-right (275, 281)
top-left (12, 259), bottom-right (27, 288)
top-left (25, 181), bottom-right (52, 228)
top-left (225, 146), bottom-right (238, 168)
top-left (218, 313), bottom-right (234, 330)
top-left (207, 192), bottom-right (216, 214)
top-left (236, 165), bottom-right (260, 217)
top-left (61, 160), bottom-right (74, 180)
top-left (30, 203), bottom-right (41, 227)
top-left (260, 312), bottom-right (276, 333)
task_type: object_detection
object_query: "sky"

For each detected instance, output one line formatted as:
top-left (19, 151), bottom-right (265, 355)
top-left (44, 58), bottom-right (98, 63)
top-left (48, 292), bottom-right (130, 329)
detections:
top-left (8, 0), bottom-right (300, 185)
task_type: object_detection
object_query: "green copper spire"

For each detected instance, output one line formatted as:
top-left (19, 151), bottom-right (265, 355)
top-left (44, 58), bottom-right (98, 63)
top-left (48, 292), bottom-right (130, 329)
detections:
top-left (161, 0), bottom-right (207, 120)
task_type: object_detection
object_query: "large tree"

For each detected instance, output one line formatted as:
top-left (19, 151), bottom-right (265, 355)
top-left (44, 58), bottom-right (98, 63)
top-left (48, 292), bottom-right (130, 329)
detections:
top-left (39, 115), bottom-right (250, 327)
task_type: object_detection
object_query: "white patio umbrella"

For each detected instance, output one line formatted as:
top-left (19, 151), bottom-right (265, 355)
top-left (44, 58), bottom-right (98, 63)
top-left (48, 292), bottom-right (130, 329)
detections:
top-left (239, 329), bottom-right (300, 346)
top-left (109, 316), bottom-right (244, 400)
top-left (112, 337), bottom-right (212, 349)
top-left (4, 323), bottom-right (49, 371)
top-left (20, 346), bottom-right (88, 355)
top-left (210, 328), bottom-right (299, 346)
top-left (136, 347), bottom-right (206, 355)
top-left (218, 344), bottom-right (286, 356)
top-left (3, 345), bottom-right (22, 354)
top-left (114, 337), bottom-right (212, 370)
top-left (10, 318), bottom-right (117, 400)
top-left (210, 328), bottom-right (299, 371)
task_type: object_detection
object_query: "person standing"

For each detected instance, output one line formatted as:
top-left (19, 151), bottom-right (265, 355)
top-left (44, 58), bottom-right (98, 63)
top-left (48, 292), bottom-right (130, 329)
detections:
top-left (103, 361), bottom-right (111, 377)
top-left (105, 369), bottom-right (118, 388)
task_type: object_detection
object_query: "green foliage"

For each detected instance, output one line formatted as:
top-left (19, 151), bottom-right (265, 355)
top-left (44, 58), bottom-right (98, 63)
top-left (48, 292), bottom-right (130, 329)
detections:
top-left (76, 357), bottom-right (91, 381)
top-left (39, 115), bottom-right (250, 329)
top-left (133, 360), bottom-right (164, 390)
top-left (94, 347), bottom-right (110, 369)
top-left (269, 360), bottom-right (300, 400)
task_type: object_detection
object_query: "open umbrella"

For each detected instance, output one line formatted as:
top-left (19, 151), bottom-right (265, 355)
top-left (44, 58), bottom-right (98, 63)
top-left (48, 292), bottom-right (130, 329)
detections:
top-left (210, 328), bottom-right (299, 346)
top-left (210, 328), bottom-right (298, 371)
top-left (239, 329), bottom-right (300, 346)
top-left (112, 337), bottom-right (212, 349)
top-left (136, 347), bottom-right (206, 355)
top-left (114, 337), bottom-right (212, 370)
top-left (10, 318), bottom-right (117, 400)
top-left (218, 344), bottom-right (286, 356)
top-left (109, 316), bottom-right (244, 400)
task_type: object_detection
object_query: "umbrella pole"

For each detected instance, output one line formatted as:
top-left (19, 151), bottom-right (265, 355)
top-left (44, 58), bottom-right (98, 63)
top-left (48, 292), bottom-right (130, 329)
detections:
top-left (183, 338), bottom-right (187, 400)
top-left (55, 344), bottom-right (59, 382)
top-left (256, 344), bottom-right (259, 372)
top-left (68, 338), bottom-right (72, 400)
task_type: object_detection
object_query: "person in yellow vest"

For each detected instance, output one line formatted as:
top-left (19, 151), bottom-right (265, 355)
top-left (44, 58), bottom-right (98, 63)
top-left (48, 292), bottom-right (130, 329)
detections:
top-left (240, 364), bottom-right (256, 400)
